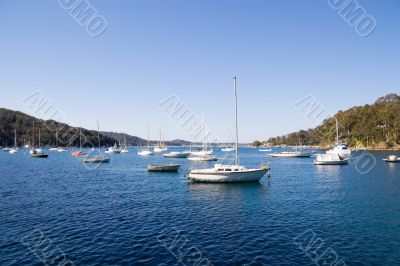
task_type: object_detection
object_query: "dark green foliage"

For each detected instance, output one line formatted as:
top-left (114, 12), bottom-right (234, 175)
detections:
top-left (0, 108), bottom-right (116, 147)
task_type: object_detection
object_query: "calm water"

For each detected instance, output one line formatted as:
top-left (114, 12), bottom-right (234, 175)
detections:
top-left (1, 148), bottom-right (399, 265)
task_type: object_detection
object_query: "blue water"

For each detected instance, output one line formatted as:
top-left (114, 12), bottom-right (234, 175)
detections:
top-left (1, 148), bottom-right (399, 265)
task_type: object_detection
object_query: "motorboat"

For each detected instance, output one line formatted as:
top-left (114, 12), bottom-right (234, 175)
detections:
top-left (147, 163), bottom-right (180, 172)
top-left (188, 77), bottom-right (269, 183)
top-left (163, 151), bottom-right (191, 158)
top-left (314, 154), bottom-right (348, 165)
top-left (383, 155), bottom-right (400, 163)
top-left (105, 143), bottom-right (121, 154)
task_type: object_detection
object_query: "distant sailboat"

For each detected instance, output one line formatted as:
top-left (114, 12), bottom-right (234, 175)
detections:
top-left (72, 128), bottom-right (87, 156)
top-left (120, 134), bottom-right (129, 153)
top-left (188, 77), bottom-right (269, 182)
top-left (30, 122), bottom-right (48, 158)
top-left (138, 124), bottom-right (154, 156)
top-left (326, 118), bottom-right (351, 159)
top-left (188, 124), bottom-right (217, 161)
top-left (154, 129), bottom-right (168, 152)
top-left (83, 121), bottom-right (110, 163)
top-left (9, 129), bottom-right (19, 154)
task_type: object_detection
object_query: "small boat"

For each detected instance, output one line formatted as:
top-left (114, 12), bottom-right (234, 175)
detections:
top-left (120, 134), bottom-right (129, 153)
top-left (163, 151), bottom-right (191, 158)
top-left (269, 151), bottom-right (312, 157)
top-left (72, 129), bottom-right (87, 156)
top-left (83, 121), bottom-right (110, 164)
top-left (105, 143), bottom-right (122, 154)
top-left (138, 149), bottom-right (154, 156)
top-left (187, 155), bottom-right (218, 162)
top-left (3, 147), bottom-right (11, 152)
top-left (188, 77), bottom-right (268, 183)
top-left (83, 156), bottom-right (110, 163)
top-left (221, 147), bottom-right (235, 152)
top-left (31, 149), bottom-right (49, 158)
top-left (314, 154), bottom-right (348, 165)
top-left (383, 155), bottom-right (400, 163)
top-left (259, 148), bottom-right (272, 152)
top-left (57, 147), bottom-right (67, 152)
top-left (49, 147), bottom-right (58, 151)
top-left (147, 163), bottom-right (180, 172)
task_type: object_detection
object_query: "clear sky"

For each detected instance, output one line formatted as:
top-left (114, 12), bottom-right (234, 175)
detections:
top-left (0, 0), bottom-right (399, 142)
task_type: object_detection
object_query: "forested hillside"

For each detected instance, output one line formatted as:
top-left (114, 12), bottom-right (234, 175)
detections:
top-left (266, 94), bottom-right (400, 149)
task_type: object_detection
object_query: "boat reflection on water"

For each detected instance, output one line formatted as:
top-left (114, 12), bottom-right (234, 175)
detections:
top-left (187, 181), bottom-right (268, 197)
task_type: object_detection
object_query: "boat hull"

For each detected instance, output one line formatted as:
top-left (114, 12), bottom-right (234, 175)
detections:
top-left (163, 152), bottom-right (190, 158)
top-left (314, 160), bottom-right (348, 165)
top-left (188, 168), bottom-right (268, 183)
top-left (83, 158), bottom-right (110, 163)
top-left (269, 152), bottom-right (312, 158)
top-left (147, 164), bottom-right (180, 172)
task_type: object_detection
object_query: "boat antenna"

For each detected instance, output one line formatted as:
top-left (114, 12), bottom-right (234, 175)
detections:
top-left (234, 76), bottom-right (239, 165)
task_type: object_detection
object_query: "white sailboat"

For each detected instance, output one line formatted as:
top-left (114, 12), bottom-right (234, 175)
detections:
top-left (138, 124), bottom-right (154, 156)
top-left (154, 130), bottom-right (168, 152)
top-left (188, 124), bottom-right (217, 161)
top-left (105, 143), bottom-right (122, 154)
top-left (190, 114), bottom-right (213, 156)
top-left (83, 121), bottom-right (110, 163)
top-left (188, 77), bottom-right (269, 182)
top-left (9, 129), bottom-right (19, 154)
top-left (120, 134), bottom-right (129, 153)
top-left (30, 122), bottom-right (48, 158)
top-left (326, 118), bottom-right (351, 159)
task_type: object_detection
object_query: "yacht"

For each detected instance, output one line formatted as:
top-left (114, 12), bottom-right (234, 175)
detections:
top-left (326, 118), bottom-right (351, 159)
top-left (30, 122), bottom-right (48, 158)
top-left (188, 122), bottom-right (217, 161)
top-left (153, 130), bottom-right (168, 152)
top-left (188, 77), bottom-right (269, 183)
top-left (314, 154), bottom-right (348, 165)
top-left (105, 143), bottom-right (122, 154)
top-left (120, 134), bottom-right (129, 153)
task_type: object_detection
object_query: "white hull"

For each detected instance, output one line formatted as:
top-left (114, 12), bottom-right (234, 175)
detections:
top-left (163, 151), bottom-right (191, 158)
top-left (269, 151), bottom-right (312, 157)
top-left (221, 147), bottom-right (235, 152)
top-left (154, 146), bottom-right (168, 153)
top-left (120, 149), bottom-right (129, 153)
top-left (138, 150), bottom-right (154, 156)
top-left (9, 148), bottom-right (19, 154)
top-left (191, 150), bottom-right (213, 156)
top-left (189, 167), bottom-right (267, 183)
top-left (187, 156), bottom-right (217, 162)
top-left (314, 154), bottom-right (348, 165)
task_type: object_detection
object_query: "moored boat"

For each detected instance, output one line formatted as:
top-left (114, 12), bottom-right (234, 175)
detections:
top-left (383, 155), bottom-right (400, 163)
top-left (147, 163), bottom-right (180, 172)
top-left (83, 121), bottom-right (110, 164)
top-left (314, 154), bottom-right (348, 165)
top-left (269, 151), bottom-right (312, 157)
top-left (163, 151), bottom-right (191, 158)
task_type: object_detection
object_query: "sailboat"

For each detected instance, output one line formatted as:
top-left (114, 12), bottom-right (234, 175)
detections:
top-left (72, 129), bottom-right (87, 156)
top-left (9, 129), bottom-right (19, 154)
top-left (188, 124), bottom-right (217, 161)
top-left (105, 142), bottom-right (122, 154)
top-left (30, 122), bottom-right (48, 158)
top-left (325, 118), bottom-right (351, 159)
top-left (83, 121), bottom-right (110, 163)
top-left (138, 124), bottom-right (154, 156)
top-left (188, 77), bottom-right (269, 182)
top-left (154, 130), bottom-right (168, 152)
top-left (120, 134), bottom-right (129, 153)
top-left (190, 114), bottom-right (213, 156)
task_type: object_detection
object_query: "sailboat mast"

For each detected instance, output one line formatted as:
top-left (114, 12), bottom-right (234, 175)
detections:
top-left (234, 77), bottom-right (239, 165)
top-left (32, 121), bottom-right (35, 148)
top-left (79, 128), bottom-right (82, 149)
top-left (38, 127), bottom-right (41, 148)
top-left (97, 120), bottom-right (101, 150)
top-left (147, 124), bottom-right (150, 148)
top-left (335, 118), bottom-right (339, 145)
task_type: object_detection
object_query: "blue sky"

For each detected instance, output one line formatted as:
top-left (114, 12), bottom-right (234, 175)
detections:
top-left (0, 0), bottom-right (399, 142)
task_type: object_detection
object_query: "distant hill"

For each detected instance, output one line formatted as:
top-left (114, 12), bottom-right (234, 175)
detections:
top-left (265, 93), bottom-right (400, 149)
top-left (0, 108), bottom-right (116, 148)
top-left (99, 132), bottom-right (190, 146)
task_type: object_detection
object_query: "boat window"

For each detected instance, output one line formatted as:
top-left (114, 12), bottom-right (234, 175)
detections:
top-left (234, 169), bottom-right (239, 171)
top-left (218, 169), bottom-right (223, 171)
top-left (225, 168), bottom-right (232, 171)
